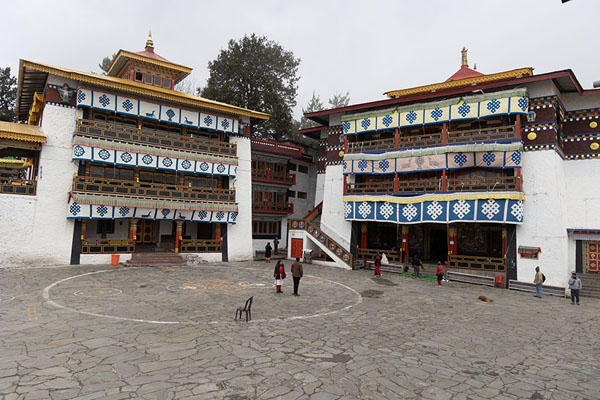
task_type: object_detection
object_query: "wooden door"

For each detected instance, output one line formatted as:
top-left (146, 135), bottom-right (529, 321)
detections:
top-left (585, 241), bottom-right (599, 272)
top-left (291, 238), bottom-right (303, 259)
top-left (137, 220), bottom-right (154, 244)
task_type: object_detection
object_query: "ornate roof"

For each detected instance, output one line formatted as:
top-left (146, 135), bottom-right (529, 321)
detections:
top-left (0, 121), bottom-right (47, 143)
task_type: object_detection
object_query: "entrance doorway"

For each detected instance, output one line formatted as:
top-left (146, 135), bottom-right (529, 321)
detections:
top-left (136, 220), bottom-right (157, 252)
top-left (429, 227), bottom-right (448, 262)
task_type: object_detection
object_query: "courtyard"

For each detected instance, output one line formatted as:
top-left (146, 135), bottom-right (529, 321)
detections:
top-left (0, 261), bottom-right (598, 400)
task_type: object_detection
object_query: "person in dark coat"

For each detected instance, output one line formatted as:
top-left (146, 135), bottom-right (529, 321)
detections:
top-left (291, 258), bottom-right (303, 296)
top-left (374, 255), bottom-right (382, 277)
top-left (412, 255), bottom-right (422, 278)
top-left (274, 260), bottom-right (286, 293)
top-left (265, 242), bottom-right (272, 263)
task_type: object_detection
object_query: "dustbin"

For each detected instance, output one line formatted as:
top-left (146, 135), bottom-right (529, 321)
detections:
top-left (111, 254), bottom-right (120, 266)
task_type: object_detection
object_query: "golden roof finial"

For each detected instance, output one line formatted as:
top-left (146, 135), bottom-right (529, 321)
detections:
top-left (461, 47), bottom-right (468, 67)
top-left (146, 30), bottom-right (154, 49)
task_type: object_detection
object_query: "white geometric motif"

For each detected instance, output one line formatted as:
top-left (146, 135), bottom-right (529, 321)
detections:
top-left (344, 203), bottom-right (352, 218)
top-left (402, 204), bottom-right (418, 221)
top-left (510, 200), bottom-right (524, 221)
top-left (481, 199), bottom-right (500, 219)
top-left (426, 201), bottom-right (443, 220)
top-left (358, 202), bottom-right (372, 219)
top-left (380, 202), bottom-right (394, 220)
top-left (453, 200), bottom-right (471, 219)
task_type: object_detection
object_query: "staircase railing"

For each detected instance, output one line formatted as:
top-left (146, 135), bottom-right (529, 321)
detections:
top-left (289, 218), bottom-right (353, 269)
top-left (303, 201), bottom-right (323, 222)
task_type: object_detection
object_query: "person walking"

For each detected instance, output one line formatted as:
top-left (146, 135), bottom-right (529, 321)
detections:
top-left (568, 271), bottom-right (582, 305)
top-left (265, 242), bottom-right (272, 263)
top-left (374, 255), bottom-right (382, 278)
top-left (412, 255), bottom-right (422, 278)
top-left (436, 261), bottom-right (445, 286)
top-left (533, 266), bottom-right (544, 298)
top-left (291, 257), bottom-right (303, 296)
top-left (273, 237), bottom-right (280, 255)
top-left (273, 260), bottom-right (286, 293)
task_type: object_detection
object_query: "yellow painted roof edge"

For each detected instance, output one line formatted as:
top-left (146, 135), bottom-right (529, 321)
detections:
top-left (0, 121), bottom-right (47, 143)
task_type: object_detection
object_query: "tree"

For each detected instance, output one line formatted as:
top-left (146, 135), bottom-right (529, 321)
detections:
top-left (98, 54), bottom-right (116, 74)
top-left (300, 91), bottom-right (325, 130)
top-left (200, 34), bottom-right (300, 140)
top-left (0, 67), bottom-right (17, 122)
top-left (328, 91), bottom-right (350, 109)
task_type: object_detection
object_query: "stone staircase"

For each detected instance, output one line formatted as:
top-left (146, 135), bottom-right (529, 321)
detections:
top-left (579, 274), bottom-right (600, 299)
top-left (125, 252), bottom-right (185, 267)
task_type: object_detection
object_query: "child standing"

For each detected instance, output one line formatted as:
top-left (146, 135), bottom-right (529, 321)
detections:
top-left (436, 261), bottom-right (445, 286)
top-left (568, 271), bottom-right (582, 305)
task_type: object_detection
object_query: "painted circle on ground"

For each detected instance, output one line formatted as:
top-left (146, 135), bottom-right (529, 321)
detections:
top-left (73, 288), bottom-right (123, 297)
top-left (43, 267), bottom-right (363, 325)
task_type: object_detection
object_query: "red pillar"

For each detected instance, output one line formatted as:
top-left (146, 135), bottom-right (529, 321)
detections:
top-left (129, 219), bottom-right (137, 241)
top-left (515, 114), bottom-right (522, 139)
top-left (175, 221), bottom-right (183, 253)
top-left (401, 225), bottom-right (409, 262)
top-left (81, 220), bottom-right (87, 241)
top-left (343, 175), bottom-right (347, 195)
top-left (360, 222), bottom-right (368, 249)
top-left (214, 223), bottom-right (222, 241)
top-left (442, 170), bottom-right (447, 192)
top-left (442, 122), bottom-right (448, 146)
top-left (502, 226), bottom-right (507, 258)
top-left (393, 173), bottom-right (399, 193)
top-left (344, 135), bottom-right (348, 153)
top-left (395, 128), bottom-right (399, 149)
top-left (516, 168), bottom-right (522, 191)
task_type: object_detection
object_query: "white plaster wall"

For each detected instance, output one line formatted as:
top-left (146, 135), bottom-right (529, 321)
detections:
top-left (287, 229), bottom-right (350, 269)
top-left (517, 150), bottom-right (569, 287)
top-left (86, 219), bottom-right (129, 239)
top-left (314, 173), bottom-right (325, 207)
top-left (227, 136), bottom-right (253, 261)
top-left (329, 113), bottom-right (342, 126)
top-left (290, 160), bottom-right (315, 218)
top-left (252, 216), bottom-right (288, 253)
top-left (0, 104), bottom-right (81, 267)
top-left (80, 254), bottom-right (132, 265)
top-left (524, 80), bottom-right (560, 99)
top-left (320, 164), bottom-right (352, 250)
top-left (183, 252), bottom-right (222, 263)
top-left (560, 92), bottom-right (600, 111)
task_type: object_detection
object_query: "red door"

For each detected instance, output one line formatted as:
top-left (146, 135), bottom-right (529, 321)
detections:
top-left (291, 238), bottom-right (303, 259)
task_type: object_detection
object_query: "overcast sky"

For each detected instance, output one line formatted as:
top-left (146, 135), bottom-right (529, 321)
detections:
top-left (2, 0), bottom-right (599, 119)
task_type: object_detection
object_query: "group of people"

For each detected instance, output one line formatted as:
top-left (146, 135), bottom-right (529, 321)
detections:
top-left (373, 254), bottom-right (446, 286)
top-left (533, 266), bottom-right (582, 304)
top-left (273, 258), bottom-right (303, 296)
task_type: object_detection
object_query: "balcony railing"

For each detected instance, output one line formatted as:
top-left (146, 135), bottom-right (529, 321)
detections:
top-left (346, 176), bottom-right (517, 195)
top-left (76, 119), bottom-right (236, 157)
top-left (81, 238), bottom-right (135, 254)
top-left (250, 138), bottom-right (303, 157)
top-left (448, 254), bottom-right (505, 272)
top-left (447, 176), bottom-right (517, 192)
top-left (73, 176), bottom-right (236, 202)
top-left (180, 239), bottom-right (222, 253)
top-left (252, 201), bottom-right (294, 214)
top-left (347, 125), bottom-right (517, 154)
top-left (447, 125), bottom-right (516, 145)
top-left (252, 169), bottom-right (296, 185)
top-left (357, 248), bottom-right (402, 264)
top-left (0, 178), bottom-right (37, 196)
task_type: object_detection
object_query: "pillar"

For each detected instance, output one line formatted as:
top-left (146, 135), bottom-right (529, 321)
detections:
top-left (214, 223), bottom-right (222, 241)
top-left (175, 221), bottom-right (183, 253)
top-left (81, 220), bottom-right (87, 241)
top-left (516, 168), bottom-right (522, 191)
top-left (515, 114), bottom-right (522, 139)
top-left (360, 222), bottom-right (368, 249)
top-left (448, 225), bottom-right (457, 257)
top-left (502, 226), bottom-right (507, 258)
top-left (442, 170), bottom-right (447, 192)
top-left (343, 175), bottom-right (347, 195)
top-left (401, 225), bottom-right (409, 262)
top-left (442, 122), bottom-right (448, 145)
top-left (395, 128), bottom-right (400, 150)
top-left (129, 219), bottom-right (137, 241)
top-left (393, 173), bottom-right (399, 193)
top-left (344, 134), bottom-right (348, 153)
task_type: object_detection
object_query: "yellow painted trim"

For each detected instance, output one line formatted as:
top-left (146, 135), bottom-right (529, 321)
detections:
top-left (106, 49), bottom-right (192, 76)
top-left (343, 193), bottom-right (525, 204)
top-left (0, 121), bottom-right (47, 143)
top-left (28, 92), bottom-right (44, 125)
top-left (21, 60), bottom-right (270, 120)
top-left (384, 68), bottom-right (533, 99)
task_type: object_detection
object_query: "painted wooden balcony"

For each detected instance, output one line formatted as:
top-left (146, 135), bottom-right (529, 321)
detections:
top-left (180, 239), bottom-right (222, 253)
top-left (81, 238), bottom-right (135, 254)
top-left (0, 178), bottom-right (37, 196)
top-left (252, 169), bottom-right (296, 185)
top-left (72, 176), bottom-right (236, 202)
top-left (346, 175), bottom-right (518, 195)
top-left (252, 201), bottom-right (294, 214)
top-left (75, 119), bottom-right (236, 157)
top-left (347, 125), bottom-right (517, 154)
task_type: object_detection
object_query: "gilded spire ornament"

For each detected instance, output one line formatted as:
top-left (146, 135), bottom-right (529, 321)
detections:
top-left (146, 31), bottom-right (154, 49)
top-left (461, 47), bottom-right (468, 67)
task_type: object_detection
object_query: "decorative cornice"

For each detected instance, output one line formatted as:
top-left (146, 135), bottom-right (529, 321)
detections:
top-left (0, 121), bottom-right (46, 143)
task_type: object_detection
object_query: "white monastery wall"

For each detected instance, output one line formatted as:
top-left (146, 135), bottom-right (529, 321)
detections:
top-left (320, 164), bottom-right (352, 250)
top-left (252, 216), bottom-right (288, 253)
top-left (0, 104), bottom-right (80, 267)
top-left (85, 219), bottom-right (129, 239)
top-left (80, 254), bottom-right (132, 265)
top-left (290, 160), bottom-right (315, 218)
top-left (560, 92), bottom-right (600, 110)
top-left (227, 136), bottom-right (253, 261)
top-left (525, 80), bottom-right (560, 98)
top-left (517, 150), bottom-right (569, 287)
top-left (314, 173), bottom-right (325, 207)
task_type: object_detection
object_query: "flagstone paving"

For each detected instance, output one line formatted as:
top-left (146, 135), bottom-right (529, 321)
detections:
top-left (0, 261), bottom-right (599, 399)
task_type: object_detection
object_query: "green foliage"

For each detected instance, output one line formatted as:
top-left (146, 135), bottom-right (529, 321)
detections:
top-left (200, 34), bottom-right (300, 141)
top-left (328, 91), bottom-right (350, 109)
top-left (300, 91), bottom-right (324, 130)
top-left (99, 54), bottom-right (116, 74)
top-left (0, 67), bottom-right (17, 122)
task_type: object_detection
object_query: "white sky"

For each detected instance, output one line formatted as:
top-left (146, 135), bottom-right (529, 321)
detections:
top-left (2, 0), bottom-right (599, 119)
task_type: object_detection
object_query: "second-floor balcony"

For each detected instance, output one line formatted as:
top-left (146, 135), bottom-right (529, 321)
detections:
top-left (72, 176), bottom-right (236, 203)
top-left (76, 119), bottom-right (236, 157)
top-left (252, 169), bottom-right (296, 185)
top-left (252, 201), bottom-right (294, 214)
top-left (0, 178), bottom-right (37, 196)
top-left (346, 175), bottom-right (518, 195)
top-left (347, 125), bottom-right (517, 154)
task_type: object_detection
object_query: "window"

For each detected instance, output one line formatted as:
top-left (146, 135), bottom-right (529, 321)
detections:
top-left (163, 78), bottom-right (171, 89)
top-left (298, 165), bottom-right (309, 174)
top-left (145, 74), bottom-right (153, 84)
top-left (154, 76), bottom-right (161, 86)
top-left (252, 220), bottom-right (280, 237)
top-left (289, 162), bottom-right (297, 171)
top-left (288, 191), bottom-right (296, 198)
top-left (135, 72), bottom-right (143, 82)
top-left (96, 220), bottom-right (115, 235)
top-left (298, 191), bottom-right (307, 199)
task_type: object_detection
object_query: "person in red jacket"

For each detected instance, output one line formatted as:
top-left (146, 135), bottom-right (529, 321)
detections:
top-left (374, 255), bottom-right (382, 277)
top-left (273, 260), bottom-right (286, 293)
top-left (436, 261), bottom-right (445, 286)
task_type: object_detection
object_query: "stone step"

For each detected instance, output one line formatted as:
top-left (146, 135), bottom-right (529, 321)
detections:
top-left (126, 253), bottom-right (185, 266)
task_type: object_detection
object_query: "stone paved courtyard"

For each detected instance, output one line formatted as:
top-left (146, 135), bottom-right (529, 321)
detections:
top-left (0, 261), bottom-right (599, 400)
